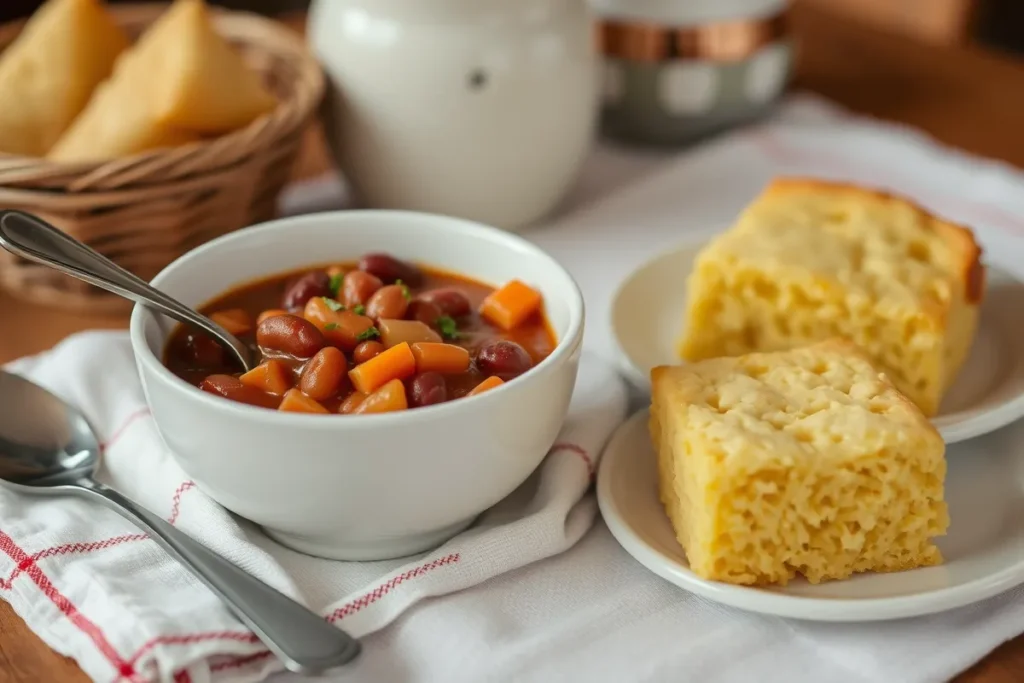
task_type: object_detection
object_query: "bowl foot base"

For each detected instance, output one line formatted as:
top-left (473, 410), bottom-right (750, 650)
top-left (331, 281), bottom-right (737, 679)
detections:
top-left (262, 515), bottom-right (477, 561)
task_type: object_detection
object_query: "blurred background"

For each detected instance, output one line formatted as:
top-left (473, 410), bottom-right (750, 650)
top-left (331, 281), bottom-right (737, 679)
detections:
top-left (2, 0), bottom-right (1024, 52)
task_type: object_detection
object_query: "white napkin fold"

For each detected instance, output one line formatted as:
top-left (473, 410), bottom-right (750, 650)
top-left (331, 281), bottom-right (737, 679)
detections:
top-left (1, 331), bottom-right (628, 683)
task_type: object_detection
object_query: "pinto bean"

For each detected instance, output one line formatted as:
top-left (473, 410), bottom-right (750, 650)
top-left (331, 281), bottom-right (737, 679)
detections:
top-left (342, 270), bottom-right (383, 308)
top-left (366, 285), bottom-right (409, 320)
top-left (353, 340), bottom-right (385, 364)
top-left (256, 314), bottom-right (325, 358)
top-left (299, 347), bottom-right (348, 401)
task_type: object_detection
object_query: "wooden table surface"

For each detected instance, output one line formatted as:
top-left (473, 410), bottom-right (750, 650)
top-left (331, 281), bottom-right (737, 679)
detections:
top-left (2, 5), bottom-right (1024, 682)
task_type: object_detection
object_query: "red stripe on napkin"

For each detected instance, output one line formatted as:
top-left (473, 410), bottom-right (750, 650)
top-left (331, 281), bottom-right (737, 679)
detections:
top-left (551, 443), bottom-right (594, 479)
top-left (167, 481), bottom-right (196, 525)
top-left (99, 408), bottom-right (152, 453)
top-left (0, 529), bottom-right (141, 682)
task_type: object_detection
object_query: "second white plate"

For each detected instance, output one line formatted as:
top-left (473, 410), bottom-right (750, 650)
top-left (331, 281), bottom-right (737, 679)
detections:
top-left (610, 240), bottom-right (1024, 444)
top-left (597, 409), bottom-right (1024, 622)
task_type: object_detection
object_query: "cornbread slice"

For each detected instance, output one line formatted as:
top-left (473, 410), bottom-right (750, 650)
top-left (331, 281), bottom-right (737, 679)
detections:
top-left (678, 178), bottom-right (985, 416)
top-left (651, 340), bottom-right (948, 586)
top-left (49, 0), bottom-right (276, 162)
top-left (0, 0), bottom-right (129, 156)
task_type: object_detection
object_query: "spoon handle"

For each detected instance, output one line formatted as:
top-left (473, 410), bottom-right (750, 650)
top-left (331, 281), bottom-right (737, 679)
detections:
top-left (76, 480), bottom-right (360, 675)
top-left (0, 210), bottom-right (250, 370)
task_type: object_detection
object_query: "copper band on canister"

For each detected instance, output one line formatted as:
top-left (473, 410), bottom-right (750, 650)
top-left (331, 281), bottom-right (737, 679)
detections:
top-left (599, 10), bottom-right (790, 63)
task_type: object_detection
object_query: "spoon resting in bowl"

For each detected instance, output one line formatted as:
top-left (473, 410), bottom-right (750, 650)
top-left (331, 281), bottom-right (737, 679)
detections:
top-left (0, 369), bottom-right (361, 674)
top-left (0, 210), bottom-right (253, 372)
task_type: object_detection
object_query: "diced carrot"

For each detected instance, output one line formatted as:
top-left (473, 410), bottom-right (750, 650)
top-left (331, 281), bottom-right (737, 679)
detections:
top-left (411, 342), bottom-right (470, 374)
top-left (239, 359), bottom-right (292, 396)
top-left (353, 379), bottom-right (408, 414)
top-left (210, 308), bottom-right (253, 336)
top-left (303, 296), bottom-right (375, 350)
top-left (257, 308), bottom-right (290, 325)
top-left (338, 391), bottom-right (368, 414)
top-left (348, 342), bottom-right (416, 394)
top-left (468, 376), bottom-right (505, 396)
top-left (278, 388), bottom-right (329, 414)
top-left (325, 265), bottom-right (346, 279)
top-left (479, 280), bottom-right (542, 331)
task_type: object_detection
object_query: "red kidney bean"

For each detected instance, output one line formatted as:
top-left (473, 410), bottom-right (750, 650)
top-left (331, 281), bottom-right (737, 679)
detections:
top-left (416, 288), bottom-right (471, 318)
top-left (408, 372), bottom-right (447, 408)
top-left (342, 270), bottom-right (383, 308)
top-left (299, 347), bottom-right (348, 401)
top-left (282, 271), bottom-right (331, 310)
top-left (256, 314), bottom-right (325, 358)
top-left (366, 285), bottom-right (409, 320)
top-left (408, 299), bottom-right (443, 327)
top-left (475, 340), bottom-right (533, 380)
top-left (358, 253), bottom-right (423, 286)
top-left (353, 340), bottom-right (385, 364)
top-left (200, 375), bottom-right (280, 409)
top-left (184, 332), bottom-right (224, 367)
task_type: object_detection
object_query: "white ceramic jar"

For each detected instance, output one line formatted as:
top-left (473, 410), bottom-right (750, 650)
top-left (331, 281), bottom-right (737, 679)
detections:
top-left (308, 0), bottom-right (599, 232)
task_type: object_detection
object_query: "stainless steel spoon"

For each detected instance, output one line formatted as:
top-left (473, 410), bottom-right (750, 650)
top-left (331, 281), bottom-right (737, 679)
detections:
top-left (0, 210), bottom-right (253, 372)
top-left (0, 370), bottom-right (361, 674)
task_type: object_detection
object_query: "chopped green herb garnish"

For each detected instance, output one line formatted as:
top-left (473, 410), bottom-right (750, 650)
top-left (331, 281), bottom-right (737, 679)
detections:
top-left (357, 326), bottom-right (380, 341)
top-left (328, 273), bottom-right (343, 297)
top-left (353, 304), bottom-right (366, 316)
top-left (396, 279), bottom-right (412, 301)
top-left (322, 297), bottom-right (344, 312)
top-left (324, 322), bottom-right (339, 331)
top-left (436, 315), bottom-right (460, 340)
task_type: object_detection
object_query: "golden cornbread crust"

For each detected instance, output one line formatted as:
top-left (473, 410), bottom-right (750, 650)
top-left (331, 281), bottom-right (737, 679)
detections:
top-left (678, 177), bottom-right (986, 416)
top-left (651, 339), bottom-right (949, 586)
top-left (767, 178), bottom-right (985, 303)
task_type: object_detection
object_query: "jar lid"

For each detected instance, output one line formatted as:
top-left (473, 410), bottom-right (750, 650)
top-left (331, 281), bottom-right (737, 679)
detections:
top-left (590, 0), bottom-right (787, 26)
top-left (311, 0), bottom-right (584, 23)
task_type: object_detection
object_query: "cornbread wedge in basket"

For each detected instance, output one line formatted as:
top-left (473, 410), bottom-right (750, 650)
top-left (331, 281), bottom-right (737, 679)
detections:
top-left (678, 178), bottom-right (985, 416)
top-left (48, 0), bottom-right (277, 162)
top-left (0, 0), bottom-right (128, 156)
top-left (650, 340), bottom-right (949, 586)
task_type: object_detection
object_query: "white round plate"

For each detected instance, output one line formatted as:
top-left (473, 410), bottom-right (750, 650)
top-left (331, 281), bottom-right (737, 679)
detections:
top-left (597, 409), bottom-right (1024, 622)
top-left (610, 240), bottom-right (1024, 444)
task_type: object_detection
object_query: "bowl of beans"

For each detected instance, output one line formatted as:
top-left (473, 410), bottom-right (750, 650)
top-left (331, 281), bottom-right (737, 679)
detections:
top-left (129, 210), bottom-right (584, 560)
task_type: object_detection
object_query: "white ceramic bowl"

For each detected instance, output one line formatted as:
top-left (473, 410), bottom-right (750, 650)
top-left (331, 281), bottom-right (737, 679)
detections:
top-left (129, 211), bottom-right (584, 561)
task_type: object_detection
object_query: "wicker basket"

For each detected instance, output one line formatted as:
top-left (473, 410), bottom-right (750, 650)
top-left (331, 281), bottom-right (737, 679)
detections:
top-left (0, 3), bottom-right (324, 312)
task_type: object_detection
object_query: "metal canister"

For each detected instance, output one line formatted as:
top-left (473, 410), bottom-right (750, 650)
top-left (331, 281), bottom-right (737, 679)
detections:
top-left (594, 0), bottom-right (793, 146)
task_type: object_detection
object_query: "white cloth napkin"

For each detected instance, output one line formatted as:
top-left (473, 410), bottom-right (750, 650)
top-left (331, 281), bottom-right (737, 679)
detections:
top-left (1, 332), bottom-right (628, 683)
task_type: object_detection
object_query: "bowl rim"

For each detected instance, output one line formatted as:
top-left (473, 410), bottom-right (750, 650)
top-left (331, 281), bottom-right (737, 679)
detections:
top-left (129, 209), bottom-right (586, 427)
